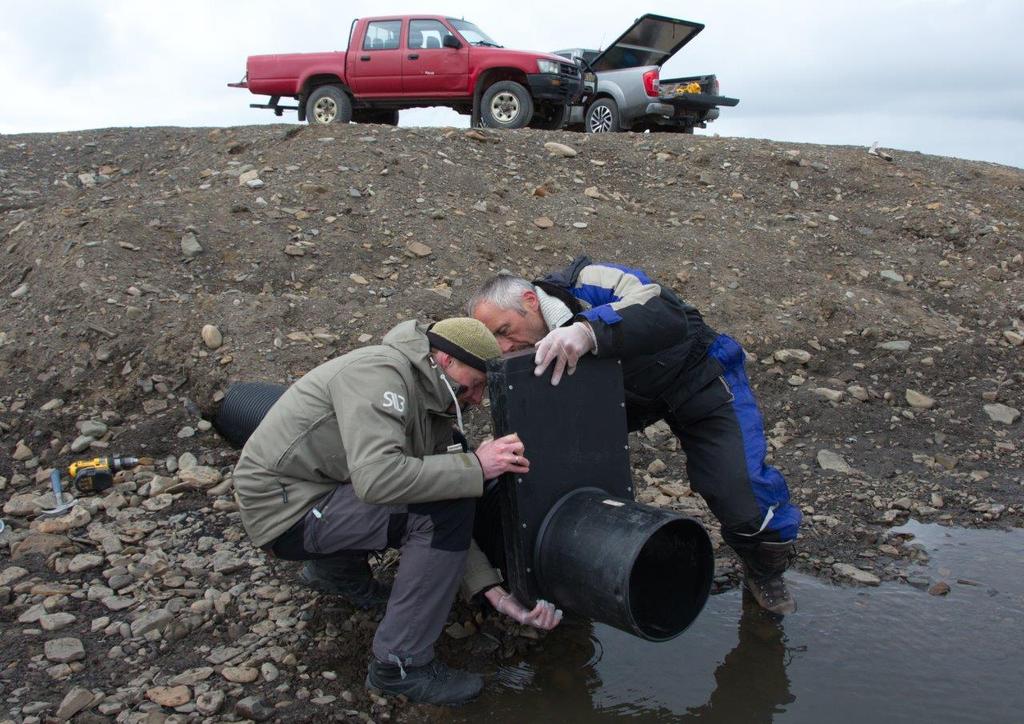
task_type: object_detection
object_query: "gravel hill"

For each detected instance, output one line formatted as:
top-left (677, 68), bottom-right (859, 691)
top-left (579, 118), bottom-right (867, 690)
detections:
top-left (1, 123), bottom-right (1022, 722)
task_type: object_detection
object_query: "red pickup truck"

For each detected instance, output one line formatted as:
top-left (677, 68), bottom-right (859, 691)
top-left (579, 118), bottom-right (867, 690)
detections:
top-left (229, 15), bottom-right (583, 130)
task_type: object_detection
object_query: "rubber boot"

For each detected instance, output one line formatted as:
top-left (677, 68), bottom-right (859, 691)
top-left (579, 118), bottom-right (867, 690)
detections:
top-left (738, 541), bottom-right (797, 615)
top-left (300, 554), bottom-right (391, 609)
top-left (366, 658), bottom-right (484, 706)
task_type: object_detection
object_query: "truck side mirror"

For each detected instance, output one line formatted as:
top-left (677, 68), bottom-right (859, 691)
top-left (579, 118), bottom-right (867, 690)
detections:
top-left (442, 35), bottom-right (462, 49)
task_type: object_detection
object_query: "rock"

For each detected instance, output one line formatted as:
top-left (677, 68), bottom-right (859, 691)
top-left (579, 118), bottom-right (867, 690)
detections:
top-left (533, 216), bottom-right (554, 229)
top-left (40, 613), bottom-right (77, 631)
top-left (169, 667), bottom-right (214, 686)
top-left (880, 270), bottom-right (904, 283)
top-left (222, 665), bottom-right (259, 683)
top-left (13, 440), bottom-right (34, 460)
top-left (817, 450), bottom-right (852, 473)
top-left (284, 243), bottom-right (305, 256)
top-left (68, 553), bottom-right (104, 572)
top-left (813, 388), bottom-right (845, 402)
top-left (79, 420), bottom-right (108, 438)
top-left (983, 403), bottom-right (1019, 425)
top-left (180, 232), bottom-right (203, 258)
top-left (260, 662), bottom-right (280, 682)
top-left (56, 686), bottom-right (95, 721)
top-left (833, 563), bottom-right (881, 585)
top-left (235, 696), bottom-right (273, 721)
top-left (238, 169), bottom-right (260, 186)
top-left (70, 434), bottom-right (95, 452)
top-left (177, 465), bottom-right (222, 489)
top-left (1004, 330), bottom-right (1024, 346)
top-left (4, 492), bottom-right (44, 516)
top-left (544, 142), bottom-right (577, 158)
top-left (848, 385), bottom-right (870, 402)
top-left (146, 685), bottom-right (191, 707)
top-left (196, 690), bottom-right (225, 715)
top-left (201, 324), bottom-right (223, 349)
top-left (36, 506), bottom-right (92, 533)
top-left (929, 581), bottom-right (951, 596)
top-left (876, 340), bottom-right (911, 351)
top-left (406, 240), bottom-right (432, 257)
top-left (10, 282), bottom-right (29, 298)
top-left (905, 389), bottom-right (936, 409)
top-left (12, 533), bottom-right (73, 559)
top-left (44, 637), bottom-right (85, 663)
top-left (130, 608), bottom-right (173, 637)
top-left (647, 459), bottom-right (667, 476)
top-left (774, 348), bottom-right (812, 364)
top-left (0, 566), bottom-right (29, 586)
top-left (350, 273), bottom-right (369, 285)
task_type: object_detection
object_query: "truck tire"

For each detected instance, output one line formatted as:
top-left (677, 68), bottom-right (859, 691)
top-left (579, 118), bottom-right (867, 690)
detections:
top-left (585, 98), bottom-right (621, 133)
top-left (480, 81), bottom-right (534, 129)
top-left (528, 103), bottom-right (569, 130)
top-left (306, 85), bottom-right (352, 125)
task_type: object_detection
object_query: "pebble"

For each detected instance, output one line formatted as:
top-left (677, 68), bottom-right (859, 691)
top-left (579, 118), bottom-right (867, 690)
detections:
top-left (196, 690), bottom-right (225, 715)
top-left (180, 232), bottom-right (203, 258)
top-left (533, 216), bottom-right (554, 229)
top-left (544, 142), bottom-right (577, 158)
top-left (222, 665), bottom-right (259, 683)
top-left (774, 348), bottom-right (812, 364)
top-left (39, 613), bottom-right (77, 631)
top-left (201, 324), bottom-right (223, 349)
top-left (928, 581), bottom-right (951, 596)
top-left (983, 403), bottom-right (1019, 424)
top-left (817, 450), bottom-right (852, 473)
top-left (147, 685), bottom-right (191, 707)
top-left (905, 389), bottom-right (936, 409)
top-left (813, 388), bottom-right (844, 402)
top-left (56, 687), bottom-right (95, 720)
top-left (44, 637), bottom-right (85, 663)
top-left (833, 563), bottom-right (881, 585)
top-left (880, 270), bottom-right (904, 283)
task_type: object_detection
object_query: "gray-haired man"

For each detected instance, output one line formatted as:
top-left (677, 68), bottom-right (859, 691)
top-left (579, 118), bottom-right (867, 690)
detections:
top-left (469, 257), bottom-right (802, 615)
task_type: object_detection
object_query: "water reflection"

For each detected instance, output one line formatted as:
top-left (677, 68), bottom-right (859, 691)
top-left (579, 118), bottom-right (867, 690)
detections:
top-left (453, 522), bottom-right (1024, 723)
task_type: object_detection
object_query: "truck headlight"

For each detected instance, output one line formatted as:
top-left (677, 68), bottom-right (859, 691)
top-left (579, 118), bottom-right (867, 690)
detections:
top-left (537, 60), bottom-right (559, 75)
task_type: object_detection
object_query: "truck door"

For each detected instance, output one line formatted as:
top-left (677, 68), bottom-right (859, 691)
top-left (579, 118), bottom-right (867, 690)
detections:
top-left (401, 19), bottom-right (469, 96)
top-left (348, 19), bottom-right (404, 97)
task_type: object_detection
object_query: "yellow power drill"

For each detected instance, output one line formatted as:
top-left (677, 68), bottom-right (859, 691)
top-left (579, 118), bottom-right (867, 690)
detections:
top-left (69, 456), bottom-right (152, 494)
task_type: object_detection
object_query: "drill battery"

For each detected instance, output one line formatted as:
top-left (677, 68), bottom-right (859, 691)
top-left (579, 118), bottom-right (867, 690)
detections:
top-left (69, 456), bottom-right (150, 494)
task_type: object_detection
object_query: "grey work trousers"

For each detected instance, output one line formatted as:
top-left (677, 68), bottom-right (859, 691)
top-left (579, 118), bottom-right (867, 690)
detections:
top-left (282, 483), bottom-right (475, 667)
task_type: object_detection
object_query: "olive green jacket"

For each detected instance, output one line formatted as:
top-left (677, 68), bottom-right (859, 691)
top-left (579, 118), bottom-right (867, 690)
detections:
top-left (233, 320), bottom-right (502, 597)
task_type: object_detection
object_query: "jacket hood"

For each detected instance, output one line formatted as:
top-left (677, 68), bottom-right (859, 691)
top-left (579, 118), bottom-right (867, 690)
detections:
top-left (382, 320), bottom-right (455, 414)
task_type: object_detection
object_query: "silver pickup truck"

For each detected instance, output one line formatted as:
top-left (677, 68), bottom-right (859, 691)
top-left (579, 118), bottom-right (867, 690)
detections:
top-left (554, 14), bottom-right (738, 133)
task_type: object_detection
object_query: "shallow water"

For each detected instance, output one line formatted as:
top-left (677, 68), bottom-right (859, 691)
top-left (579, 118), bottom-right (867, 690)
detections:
top-left (451, 521), bottom-right (1024, 723)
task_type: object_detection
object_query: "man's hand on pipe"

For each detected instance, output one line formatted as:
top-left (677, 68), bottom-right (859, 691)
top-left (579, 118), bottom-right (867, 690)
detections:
top-left (474, 433), bottom-right (529, 479)
top-left (534, 322), bottom-right (596, 385)
top-left (485, 586), bottom-right (563, 631)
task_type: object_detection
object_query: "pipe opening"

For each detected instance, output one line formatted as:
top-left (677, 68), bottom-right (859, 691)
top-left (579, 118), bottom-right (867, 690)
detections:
top-left (629, 518), bottom-right (714, 639)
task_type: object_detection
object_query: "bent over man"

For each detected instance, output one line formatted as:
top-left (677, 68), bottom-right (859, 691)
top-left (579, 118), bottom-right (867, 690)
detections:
top-left (233, 318), bottom-right (557, 706)
top-left (469, 257), bottom-right (802, 615)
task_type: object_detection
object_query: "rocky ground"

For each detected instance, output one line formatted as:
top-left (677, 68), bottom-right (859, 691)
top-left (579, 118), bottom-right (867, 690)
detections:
top-left (0, 122), bottom-right (1021, 722)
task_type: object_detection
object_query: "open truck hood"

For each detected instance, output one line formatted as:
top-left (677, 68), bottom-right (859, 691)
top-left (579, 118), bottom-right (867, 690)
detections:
top-left (590, 14), bottom-right (704, 72)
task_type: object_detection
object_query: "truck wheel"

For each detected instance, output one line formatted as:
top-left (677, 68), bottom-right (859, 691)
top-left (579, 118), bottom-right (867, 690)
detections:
top-left (528, 103), bottom-right (569, 130)
top-left (585, 98), bottom-right (621, 133)
top-left (481, 81), bottom-right (534, 129)
top-left (306, 86), bottom-right (352, 125)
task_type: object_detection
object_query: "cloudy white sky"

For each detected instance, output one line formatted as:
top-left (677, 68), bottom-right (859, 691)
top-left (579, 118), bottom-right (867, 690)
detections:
top-left (2, 0), bottom-right (1022, 168)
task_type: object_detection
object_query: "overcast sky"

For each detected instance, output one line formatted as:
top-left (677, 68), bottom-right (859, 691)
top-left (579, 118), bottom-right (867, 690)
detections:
top-left (1, 0), bottom-right (1022, 168)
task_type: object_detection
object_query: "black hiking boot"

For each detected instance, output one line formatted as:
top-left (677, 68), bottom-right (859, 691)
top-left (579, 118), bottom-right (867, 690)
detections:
top-left (300, 555), bottom-right (391, 610)
top-left (366, 658), bottom-right (483, 706)
top-left (738, 541), bottom-right (797, 615)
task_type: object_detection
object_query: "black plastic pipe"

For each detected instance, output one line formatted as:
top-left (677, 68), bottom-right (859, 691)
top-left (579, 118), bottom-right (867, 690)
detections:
top-left (535, 488), bottom-right (713, 641)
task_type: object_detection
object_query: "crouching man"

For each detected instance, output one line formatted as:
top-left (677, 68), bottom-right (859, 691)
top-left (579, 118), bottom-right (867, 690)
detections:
top-left (233, 318), bottom-right (558, 706)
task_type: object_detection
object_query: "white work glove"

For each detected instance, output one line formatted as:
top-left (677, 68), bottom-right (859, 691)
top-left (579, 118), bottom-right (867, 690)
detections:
top-left (534, 322), bottom-right (596, 386)
top-left (485, 586), bottom-right (563, 631)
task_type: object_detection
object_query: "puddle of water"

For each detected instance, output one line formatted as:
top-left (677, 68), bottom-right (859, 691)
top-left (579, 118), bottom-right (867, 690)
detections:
top-left (449, 522), bottom-right (1024, 723)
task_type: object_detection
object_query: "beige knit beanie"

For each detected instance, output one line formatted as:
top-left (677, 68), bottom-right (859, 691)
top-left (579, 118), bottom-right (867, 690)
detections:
top-left (427, 317), bottom-right (502, 372)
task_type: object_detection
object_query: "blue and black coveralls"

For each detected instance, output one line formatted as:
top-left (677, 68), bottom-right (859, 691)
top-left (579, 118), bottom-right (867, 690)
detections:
top-left (532, 256), bottom-right (801, 550)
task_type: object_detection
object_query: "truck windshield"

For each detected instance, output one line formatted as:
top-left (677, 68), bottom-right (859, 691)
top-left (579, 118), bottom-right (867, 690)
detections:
top-left (448, 19), bottom-right (502, 47)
